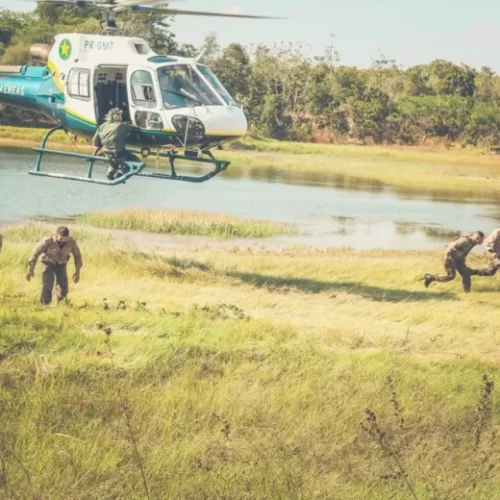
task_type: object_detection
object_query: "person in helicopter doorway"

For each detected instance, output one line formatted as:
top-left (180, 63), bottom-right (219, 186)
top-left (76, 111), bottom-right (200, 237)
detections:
top-left (92, 108), bottom-right (134, 180)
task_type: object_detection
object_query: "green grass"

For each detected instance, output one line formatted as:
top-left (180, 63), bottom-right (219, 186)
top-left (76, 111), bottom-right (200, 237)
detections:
top-left (0, 125), bottom-right (89, 146)
top-left (3, 125), bottom-right (500, 201)
top-left (224, 137), bottom-right (500, 201)
top-left (76, 208), bottom-right (296, 239)
top-left (1, 222), bottom-right (500, 498)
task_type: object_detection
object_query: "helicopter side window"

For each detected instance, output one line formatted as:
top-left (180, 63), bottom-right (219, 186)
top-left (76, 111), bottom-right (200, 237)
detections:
top-left (67, 68), bottom-right (90, 100)
top-left (131, 70), bottom-right (156, 109)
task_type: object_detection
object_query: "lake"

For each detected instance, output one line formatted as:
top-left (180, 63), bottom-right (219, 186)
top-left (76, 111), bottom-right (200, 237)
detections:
top-left (1, 146), bottom-right (499, 250)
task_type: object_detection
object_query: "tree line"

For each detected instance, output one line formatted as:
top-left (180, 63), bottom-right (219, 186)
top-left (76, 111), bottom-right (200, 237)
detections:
top-left (2, 5), bottom-right (500, 146)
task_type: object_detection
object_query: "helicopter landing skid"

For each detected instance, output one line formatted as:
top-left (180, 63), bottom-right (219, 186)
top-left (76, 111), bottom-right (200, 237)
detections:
top-left (134, 149), bottom-right (230, 183)
top-left (30, 126), bottom-right (143, 185)
top-left (29, 126), bottom-right (230, 185)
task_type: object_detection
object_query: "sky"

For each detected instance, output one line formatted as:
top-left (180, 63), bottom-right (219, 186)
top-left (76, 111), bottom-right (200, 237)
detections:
top-left (2, 0), bottom-right (500, 71)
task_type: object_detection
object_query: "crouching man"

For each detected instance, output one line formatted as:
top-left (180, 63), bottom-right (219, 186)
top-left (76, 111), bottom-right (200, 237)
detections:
top-left (423, 231), bottom-right (485, 293)
top-left (92, 108), bottom-right (133, 180)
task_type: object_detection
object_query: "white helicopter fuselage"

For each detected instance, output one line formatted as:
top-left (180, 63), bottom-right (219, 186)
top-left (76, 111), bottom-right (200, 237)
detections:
top-left (45, 33), bottom-right (247, 149)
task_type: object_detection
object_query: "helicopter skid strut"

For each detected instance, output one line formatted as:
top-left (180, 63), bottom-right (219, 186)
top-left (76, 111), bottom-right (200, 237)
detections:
top-left (29, 126), bottom-right (231, 185)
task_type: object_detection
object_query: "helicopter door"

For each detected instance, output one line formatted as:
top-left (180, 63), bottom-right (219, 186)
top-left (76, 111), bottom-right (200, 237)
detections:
top-left (128, 68), bottom-right (164, 130)
top-left (94, 66), bottom-right (130, 125)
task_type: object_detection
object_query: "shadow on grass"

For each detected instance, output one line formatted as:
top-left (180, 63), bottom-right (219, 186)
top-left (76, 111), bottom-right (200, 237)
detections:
top-left (130, 253), bottom-right (454, 302)
top-left (225, 271), bottom-right (454, 303)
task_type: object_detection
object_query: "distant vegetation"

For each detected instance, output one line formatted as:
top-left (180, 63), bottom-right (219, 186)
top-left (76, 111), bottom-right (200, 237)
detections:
top-left (77, 208), bottom-right (296, 239)
top-left (1, 5), bottom-right (500, 147)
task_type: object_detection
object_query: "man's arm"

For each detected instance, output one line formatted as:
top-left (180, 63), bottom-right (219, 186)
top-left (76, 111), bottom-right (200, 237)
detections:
top-left (27, 237), bottom-right (50, 279)
top-left (92, 128), bottom-right (102, 155)
top-left (72, 241), bottom-right (83, 270)
top-left (71, 240), bottom-right (83, 283)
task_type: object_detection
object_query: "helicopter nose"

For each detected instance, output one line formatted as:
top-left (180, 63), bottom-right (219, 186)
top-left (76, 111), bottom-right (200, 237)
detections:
top-left (196, 105), bottom-right (248, 138)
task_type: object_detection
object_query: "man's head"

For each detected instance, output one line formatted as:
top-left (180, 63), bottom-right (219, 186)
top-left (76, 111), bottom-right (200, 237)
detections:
top-left (472, 231), bottom-right (485, 244)
top-left (56, 225), bottom-right (70, 243)
top-left (105, 108), bottom-right (123, 123)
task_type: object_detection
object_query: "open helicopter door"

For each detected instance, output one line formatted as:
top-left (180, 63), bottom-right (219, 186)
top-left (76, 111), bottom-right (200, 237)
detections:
top-left (94, 65), bottom-right (130, 124)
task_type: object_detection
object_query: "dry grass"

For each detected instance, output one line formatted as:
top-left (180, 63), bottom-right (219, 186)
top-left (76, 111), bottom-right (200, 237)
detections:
top-left (1, 223), bottom-right (500, 498)
top-left (76, 208), bottom-right (295, 239)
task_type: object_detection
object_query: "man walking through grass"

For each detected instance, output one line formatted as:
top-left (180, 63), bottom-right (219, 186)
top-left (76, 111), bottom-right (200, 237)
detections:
top-left (423, 231), bottom-right (485, 293)
top-left (26, 226), bottom-right (83, 305)
top-left (469, 228), bottom-right (500, 279)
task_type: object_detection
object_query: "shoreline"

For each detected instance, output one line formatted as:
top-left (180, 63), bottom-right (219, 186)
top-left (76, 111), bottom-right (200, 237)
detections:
top-left (3, 126), bottom-right (500, 201)
top-left (0, 126), bottom-right (497, 156)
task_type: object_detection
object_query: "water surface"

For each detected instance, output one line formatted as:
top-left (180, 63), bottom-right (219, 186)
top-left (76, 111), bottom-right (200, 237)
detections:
top-left (1, 147), bottom-right (499, 250)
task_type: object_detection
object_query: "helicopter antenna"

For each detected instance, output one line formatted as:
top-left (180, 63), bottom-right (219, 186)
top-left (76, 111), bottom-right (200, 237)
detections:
top-left (194, 49), bottom-right (206, 63)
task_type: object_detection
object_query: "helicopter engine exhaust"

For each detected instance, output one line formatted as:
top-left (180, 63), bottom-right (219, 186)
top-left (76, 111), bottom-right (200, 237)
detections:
top-left (30, 44), bottom-right (53, 63)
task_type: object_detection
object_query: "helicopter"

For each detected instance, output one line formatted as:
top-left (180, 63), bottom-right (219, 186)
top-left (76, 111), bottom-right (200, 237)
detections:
top-left (0, 0), bottom-right (281, 185)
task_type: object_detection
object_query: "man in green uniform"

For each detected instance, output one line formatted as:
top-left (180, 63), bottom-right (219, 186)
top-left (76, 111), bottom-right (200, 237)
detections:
top-left (92, 108), bottom-right (133, 180)
top-left (423, 231), bottom-right (485, 292)
top-left (469, 228), bottom-right (500, 278)
top-left (26, 226), bottom-right (83, 305)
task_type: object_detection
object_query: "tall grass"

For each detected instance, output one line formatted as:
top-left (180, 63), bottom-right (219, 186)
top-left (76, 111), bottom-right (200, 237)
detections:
top-left (77, 208), bottom-right (296, 239)
top-left (1, 224), bottom-right (500, 497)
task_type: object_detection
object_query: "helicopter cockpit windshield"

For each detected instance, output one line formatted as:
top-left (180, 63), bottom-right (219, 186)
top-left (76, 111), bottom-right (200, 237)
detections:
top-left (158, 65), bottom-right (219, 109)
top-left (196, 64), bottom-right (238, 107)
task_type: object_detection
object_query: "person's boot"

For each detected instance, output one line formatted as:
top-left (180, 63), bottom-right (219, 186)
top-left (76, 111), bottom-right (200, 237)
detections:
top-left (424, 274), bottom-right (434, 288)
top-left (115, 163), bottom-right (130, 178)
top-left (106, 166), bottom-right (116, 180)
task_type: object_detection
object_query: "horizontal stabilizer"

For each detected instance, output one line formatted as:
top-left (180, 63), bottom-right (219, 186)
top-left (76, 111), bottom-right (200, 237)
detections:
top-left (0, 65), bottom-right (23, 74)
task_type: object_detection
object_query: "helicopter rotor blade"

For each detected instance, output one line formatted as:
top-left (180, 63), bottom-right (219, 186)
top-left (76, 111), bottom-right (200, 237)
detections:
top-left (20, 0), bottom-right (283, 18)
top-left (18, 0), bottom-right (186, 5)
top-left (122, 5), bottom-right (285, 19)
top-left (17, 0), bottom-right (81, 4)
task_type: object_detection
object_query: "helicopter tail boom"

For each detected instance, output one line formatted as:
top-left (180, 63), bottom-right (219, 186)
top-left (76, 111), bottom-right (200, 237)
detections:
top-left (0, 66), bottom-right (45, 111)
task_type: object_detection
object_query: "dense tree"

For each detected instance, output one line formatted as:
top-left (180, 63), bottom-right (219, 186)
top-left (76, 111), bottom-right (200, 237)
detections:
top-left (213, 43), bottom-right (250, 98)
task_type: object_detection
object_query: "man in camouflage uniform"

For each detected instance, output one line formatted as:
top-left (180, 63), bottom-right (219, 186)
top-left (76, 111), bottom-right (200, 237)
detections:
top-left (469, 228), bottom-right (500, 278)
top-left (92, 108), bottom-right (133, 180)
top-left (424, 231), bottom-right (485, 292)
top-left (26, 226), bottom-right (83, 305)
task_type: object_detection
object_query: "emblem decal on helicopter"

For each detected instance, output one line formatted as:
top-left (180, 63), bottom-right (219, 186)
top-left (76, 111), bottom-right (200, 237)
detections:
top-left (58, 39), bottom-right (72, 61)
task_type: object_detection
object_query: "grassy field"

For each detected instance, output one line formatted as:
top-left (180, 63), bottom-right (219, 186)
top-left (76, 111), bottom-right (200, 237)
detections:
top-left (1, 222), bottom-right (500, 499)
top-left (3, 125), bottom-right (500, 201)
top-left (76, 208), bottom-right (295, 239)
